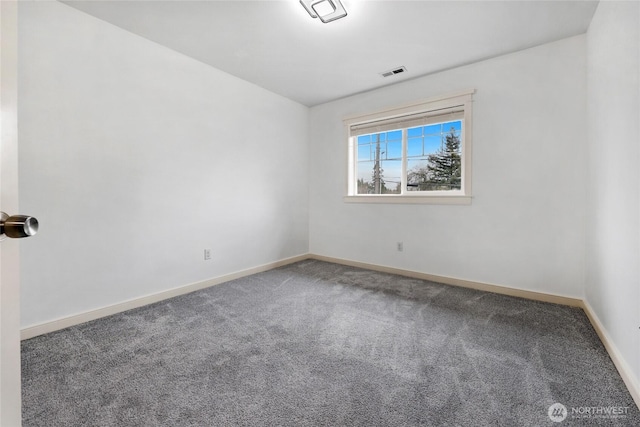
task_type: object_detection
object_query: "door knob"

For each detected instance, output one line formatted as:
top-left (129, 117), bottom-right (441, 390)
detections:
top-left (0, 211), bottom-right (39, 240)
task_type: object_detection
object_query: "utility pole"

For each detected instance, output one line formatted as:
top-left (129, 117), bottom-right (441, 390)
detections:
top-left (374, 134), bottom-right (381, 194)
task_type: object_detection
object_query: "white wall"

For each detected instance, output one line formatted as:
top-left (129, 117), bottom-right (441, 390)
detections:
top-left (18, 1), bottom-right (309, 328)
top-left (585, 0), bottom-right (640, 397)
top-left (309, 35), bottom-right (587, 298)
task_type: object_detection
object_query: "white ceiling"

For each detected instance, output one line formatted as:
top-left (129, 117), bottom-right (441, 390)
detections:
top-left (62, 0), bottom-right (599, 106)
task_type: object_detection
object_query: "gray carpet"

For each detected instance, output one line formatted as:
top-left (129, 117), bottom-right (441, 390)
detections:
top-left (22, 260), bottom-right (640, 426)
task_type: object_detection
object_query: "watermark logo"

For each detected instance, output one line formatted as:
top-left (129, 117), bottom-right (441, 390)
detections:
top-left (548, 403), bottom-right (568, 423)
top-left (547, 403), bottom-right (629, 422)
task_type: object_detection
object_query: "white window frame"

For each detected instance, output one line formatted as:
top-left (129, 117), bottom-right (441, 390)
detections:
top-left (344, 89), bottom-right (474, 205)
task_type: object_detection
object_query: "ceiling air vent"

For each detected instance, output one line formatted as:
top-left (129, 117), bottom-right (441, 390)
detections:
top-left (381, 66), bottom-right (407, 78)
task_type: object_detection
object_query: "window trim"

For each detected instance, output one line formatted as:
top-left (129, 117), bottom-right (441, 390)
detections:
top-left (344, 89), bottom-right (475, 204)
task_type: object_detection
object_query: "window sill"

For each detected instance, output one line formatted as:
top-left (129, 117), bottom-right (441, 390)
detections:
top-left (343, 195), bottom-right (472, 205)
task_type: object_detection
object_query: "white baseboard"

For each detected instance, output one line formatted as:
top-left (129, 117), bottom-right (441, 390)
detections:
top-left (20, 254), bottom-right (309, 340)
top-left (308, 254), bottom-right (583, 307)
top-left (20, 252), bottom-right (639, 412)
top-left (581, 299), bottom-right (640, 410)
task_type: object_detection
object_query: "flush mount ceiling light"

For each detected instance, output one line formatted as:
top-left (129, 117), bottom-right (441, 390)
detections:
top-left (300, 0), bottom-right (347, 23)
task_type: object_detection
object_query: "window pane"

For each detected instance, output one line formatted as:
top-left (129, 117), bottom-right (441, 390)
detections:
top-left (408, 127), bottom-right (423, 137)
top-left (424, 135), bottom-right (441, 153)
top-left (378, 159), bottom-right (402, 194)
top-left (358, 135), bottom-right (371, 144)
top-left (386, 141), bottom-right (402, 160)
top-left (406, 120), bottom-right (463, 192)
top-left (406, 158), bottom-right (429, 191)
top-left (357, 145), bottom-right (370, 161)
top-left (356, 158), bottom-right (402, 194)
top-left (443, 121), bottom-right (461, 132)
top-left (356, 160), bottom-right (373, 194)
top-left (424, 124), bottom-right (441, 135)
top-left (356, 131), bottom-right (401, 194)
top-left (408, 137), bottom-right (422, 157)
top-left (387, 129), bottom-right (402, 141)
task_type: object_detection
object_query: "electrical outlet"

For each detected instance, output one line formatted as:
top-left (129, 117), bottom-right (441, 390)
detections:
top-left (397, 242), bottom-right (403, 252)
top-left (204, 249), bottom-right (211, 260)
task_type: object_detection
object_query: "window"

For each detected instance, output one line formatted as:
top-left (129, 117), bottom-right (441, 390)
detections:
top-left (345, 90), bottom-right (474, 204)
